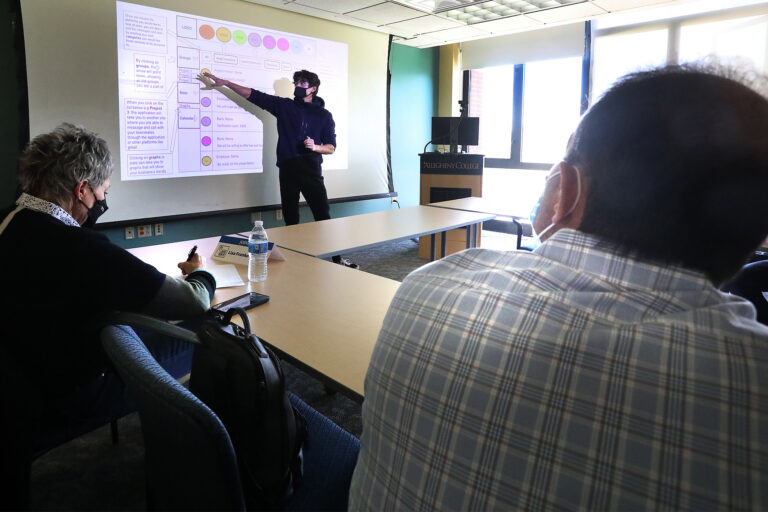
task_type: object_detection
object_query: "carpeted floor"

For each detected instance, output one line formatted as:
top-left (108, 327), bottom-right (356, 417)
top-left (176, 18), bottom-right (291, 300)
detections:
top-left (29, 232), bottom-right (520, 510)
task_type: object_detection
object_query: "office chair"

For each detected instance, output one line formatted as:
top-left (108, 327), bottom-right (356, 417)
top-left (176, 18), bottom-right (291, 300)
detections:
top-left (0, 343), bottom-right (130, 509)
top-left (101, 322), bottom-right (359, 511)
top-left (721, 259), bottom-right (768, 326)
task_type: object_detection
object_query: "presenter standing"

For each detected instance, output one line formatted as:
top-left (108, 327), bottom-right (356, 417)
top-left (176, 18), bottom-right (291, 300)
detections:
top-left (199, 70), bottom-right (357, 268)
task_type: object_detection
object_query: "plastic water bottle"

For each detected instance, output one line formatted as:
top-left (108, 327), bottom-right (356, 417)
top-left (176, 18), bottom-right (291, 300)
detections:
top-left (248, 220), bottom-right (268, 282)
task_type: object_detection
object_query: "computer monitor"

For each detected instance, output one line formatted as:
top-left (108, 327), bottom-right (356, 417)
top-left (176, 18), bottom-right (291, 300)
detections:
top-left (431, 116), bottom-right (479, 147)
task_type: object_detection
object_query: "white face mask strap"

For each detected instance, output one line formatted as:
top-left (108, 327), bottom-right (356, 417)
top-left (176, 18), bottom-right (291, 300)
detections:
top-left (534, 167), bottom-right (582, 242)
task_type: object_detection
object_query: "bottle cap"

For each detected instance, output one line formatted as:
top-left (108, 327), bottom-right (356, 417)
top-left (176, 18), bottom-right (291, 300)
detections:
top-left (254, 220), bottom-right (263, 226)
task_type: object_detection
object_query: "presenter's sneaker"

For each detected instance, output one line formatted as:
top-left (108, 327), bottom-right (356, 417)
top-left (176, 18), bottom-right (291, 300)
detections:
top-left (337, 258), bottom-right (359, 269)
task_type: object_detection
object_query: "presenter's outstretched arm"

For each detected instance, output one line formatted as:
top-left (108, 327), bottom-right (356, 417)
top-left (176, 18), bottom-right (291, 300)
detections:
top-left (199, 72), bottom-right (251, 98)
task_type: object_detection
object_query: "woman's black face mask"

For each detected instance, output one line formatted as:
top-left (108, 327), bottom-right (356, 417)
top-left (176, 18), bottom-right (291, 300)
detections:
top-left (79, 185), bottom-right (109, 228)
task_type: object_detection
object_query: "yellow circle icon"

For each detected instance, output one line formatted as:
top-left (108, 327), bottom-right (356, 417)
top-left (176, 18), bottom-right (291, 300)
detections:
top-left (201, 68), bottom-right (211, 75)
top-left (216, 27), bottom-right (231, 42)
top-left (202, 156), bottom-right (212, 166)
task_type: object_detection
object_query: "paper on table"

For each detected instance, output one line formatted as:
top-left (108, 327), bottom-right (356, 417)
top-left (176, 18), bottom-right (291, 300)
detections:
top-left (206, 264), bottom-right (245, 288)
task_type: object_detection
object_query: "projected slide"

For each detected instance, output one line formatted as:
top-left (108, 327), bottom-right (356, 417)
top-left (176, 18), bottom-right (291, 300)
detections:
top-left (116, 1), bottom-right (348, 181)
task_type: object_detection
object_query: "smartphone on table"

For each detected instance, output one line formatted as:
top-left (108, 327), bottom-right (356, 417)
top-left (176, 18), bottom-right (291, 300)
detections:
top-left (212, 292), bottom-right (269, 312)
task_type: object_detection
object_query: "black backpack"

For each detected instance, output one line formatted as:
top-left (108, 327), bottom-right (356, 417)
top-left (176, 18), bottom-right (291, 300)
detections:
top-left (189, 308), bottom-right (307, 509)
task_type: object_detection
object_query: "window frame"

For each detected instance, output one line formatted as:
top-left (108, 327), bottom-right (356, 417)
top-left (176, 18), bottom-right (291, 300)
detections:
top-left (467, 22), bottom-right (591, 171)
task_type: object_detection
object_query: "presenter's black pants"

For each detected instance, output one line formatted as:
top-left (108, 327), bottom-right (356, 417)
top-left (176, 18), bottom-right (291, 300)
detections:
top-left (278, 157), bottom-right (331, 226)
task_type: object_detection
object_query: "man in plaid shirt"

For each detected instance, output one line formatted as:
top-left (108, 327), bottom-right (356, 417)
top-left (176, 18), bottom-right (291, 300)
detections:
top-left (349, 64), bottom-right (768, 510)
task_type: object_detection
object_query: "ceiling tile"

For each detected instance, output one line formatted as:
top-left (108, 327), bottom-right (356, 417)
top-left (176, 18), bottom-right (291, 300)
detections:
top-left (472, 14), bottom-right (544, 33)
top-left (292, 0), bottom-right (383, 14)
top-left (525, 2), bottom-right (609, 23)
top-left (384, 14), bottom-right (464, 33)
top-left (428, 24), bottom-right (489, 43)
top-left (346, 2), bottom-right (427, 25)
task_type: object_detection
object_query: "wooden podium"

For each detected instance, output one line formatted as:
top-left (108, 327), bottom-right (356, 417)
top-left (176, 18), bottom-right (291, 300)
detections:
top-left (418, 152), bottom-right (484, 259)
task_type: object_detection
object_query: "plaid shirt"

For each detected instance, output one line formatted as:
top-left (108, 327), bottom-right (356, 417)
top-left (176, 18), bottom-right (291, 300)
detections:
top-left (349, 229), bottom-right (768, 511)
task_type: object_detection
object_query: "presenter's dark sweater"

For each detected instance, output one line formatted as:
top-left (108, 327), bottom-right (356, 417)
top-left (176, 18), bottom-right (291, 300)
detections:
top-left (246, 89), bottom-right (336, 166)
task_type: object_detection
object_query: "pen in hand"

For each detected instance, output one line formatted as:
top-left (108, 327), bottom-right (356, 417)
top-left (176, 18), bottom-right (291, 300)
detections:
top-left (186, 245), bottom-right (198, 262)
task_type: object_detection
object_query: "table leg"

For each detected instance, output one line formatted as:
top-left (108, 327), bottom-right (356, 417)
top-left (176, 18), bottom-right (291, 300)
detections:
top-left (440, 231), bottom-right (447, 258)
top-left (430, 234), bottom-right (436, 260)
top-left (513, 220), bottom-right (523, 249)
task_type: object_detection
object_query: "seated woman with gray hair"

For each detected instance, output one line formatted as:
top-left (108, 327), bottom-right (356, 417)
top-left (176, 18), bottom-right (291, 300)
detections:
top-left (0, 123), bottom-right (216, 507)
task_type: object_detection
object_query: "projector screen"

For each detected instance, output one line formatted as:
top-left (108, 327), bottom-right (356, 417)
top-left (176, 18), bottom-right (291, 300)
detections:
top-left (116, 1), bottom-right (348, 180)
top-left (21, 0), bottom-right (390, 224)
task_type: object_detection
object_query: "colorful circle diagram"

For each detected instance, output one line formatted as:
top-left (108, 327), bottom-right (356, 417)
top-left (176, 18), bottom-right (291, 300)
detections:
top-left (263, 35), bottom-right (276, 49)
top-left (248, 33), bottom-right (262, 47)
top-left (201, 136), bottom-right (212, 147)
top-left (202, 156), bottom-right (212, 166)
top-left (201, 97), bottom-right (211, 107)
top-left (233, 30), bottom-right (247, 45)
top-left (216, 27), bottom-right (231, 42)
top-left (201, 116), bottom-right (211, 127)
top-left (277, 38), bottom-right (289, 51)
top-left (199, 24), bottom-right (214, 40)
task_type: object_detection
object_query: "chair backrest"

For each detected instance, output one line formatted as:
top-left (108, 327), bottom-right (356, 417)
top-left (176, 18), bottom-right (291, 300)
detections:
top-left (101, 324), bottom-right (245, 511)
top-left (722, 259), bottom-right (768, 325)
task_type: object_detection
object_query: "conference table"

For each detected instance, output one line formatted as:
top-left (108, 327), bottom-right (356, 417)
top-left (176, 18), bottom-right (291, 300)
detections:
top-left (428, 197), bottom-right (531, 249)
top-left (128, 236), bottom-right (400, 401)
top-left (264, 204), bottom-right (494, 260)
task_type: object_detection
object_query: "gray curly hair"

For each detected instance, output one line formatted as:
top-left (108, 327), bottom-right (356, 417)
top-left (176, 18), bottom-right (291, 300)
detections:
top-left (18, 123), bottom-right (113, 205)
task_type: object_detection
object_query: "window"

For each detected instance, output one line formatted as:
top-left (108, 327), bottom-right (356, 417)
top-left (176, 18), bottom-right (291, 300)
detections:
top-left (592, 4), bottom-right (768, 102)
top-left (521, 57), bottom-right (583, 164)
top-left (679, 15), bottom-right (768, 69)
top-left (591, 29), bottom-right (668, 101)
top-left (468, 65), bottom-right (514, 159)
top-left (468, 56), bottom-right (584, 168)
top-left (468, 57), bottom-right (583, 214)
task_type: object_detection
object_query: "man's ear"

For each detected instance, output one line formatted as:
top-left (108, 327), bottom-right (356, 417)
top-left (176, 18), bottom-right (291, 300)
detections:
top-left (551, 162), bottom-right (585, 227)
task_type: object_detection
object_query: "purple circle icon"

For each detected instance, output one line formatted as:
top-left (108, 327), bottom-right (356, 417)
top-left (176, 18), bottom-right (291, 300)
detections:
top-left (201, 116), bottom-right (211, 127)
top-left (248, 32), bottom-right (261, 47)
top-left (263, 35), bottom-right (276, 49)
top-left (201, 97), bottom-right (211, 107)
top-left (277, 38), bottom-right (289, 51)
top-left (201, 136), bottom-right (212, 146)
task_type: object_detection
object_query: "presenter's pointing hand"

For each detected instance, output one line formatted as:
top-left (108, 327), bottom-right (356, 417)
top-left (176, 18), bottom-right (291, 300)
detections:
top-left (178, 253), bottom-right (205, 275)
top-left (304, 136), bottom-right (316, 151)
top-left (197, 72), bottom-right (224, 90)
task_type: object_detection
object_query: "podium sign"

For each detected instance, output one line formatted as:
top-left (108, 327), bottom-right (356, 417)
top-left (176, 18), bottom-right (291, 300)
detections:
top-left (419, 153), bottom-right (484, 259)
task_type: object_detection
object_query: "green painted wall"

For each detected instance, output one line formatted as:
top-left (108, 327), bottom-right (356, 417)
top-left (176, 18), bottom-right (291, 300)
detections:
top-left (389, 44), bottom-right (439, 209)
top-left (0, 3), bottom-right (438, 248)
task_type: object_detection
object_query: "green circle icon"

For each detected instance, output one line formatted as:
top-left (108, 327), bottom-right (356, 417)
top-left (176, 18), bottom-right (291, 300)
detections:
top-left (233, 30), bottom-right (247, 45)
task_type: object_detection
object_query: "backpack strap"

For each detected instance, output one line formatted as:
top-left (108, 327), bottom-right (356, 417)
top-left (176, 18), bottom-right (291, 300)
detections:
top-left (0, 204), bottom-right (24, 237)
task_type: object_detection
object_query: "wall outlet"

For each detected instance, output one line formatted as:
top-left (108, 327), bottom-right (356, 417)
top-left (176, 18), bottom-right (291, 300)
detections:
top-left (125, 226), bottom-right (135, 240)
top-left (250, 211), bottom-right (261, 223)
top-left (154, 223), bottom-right (163, 236)
top-left (275, 209), bottom-right (283, 221)
top-left (137, 224), bottom-right (152, 238)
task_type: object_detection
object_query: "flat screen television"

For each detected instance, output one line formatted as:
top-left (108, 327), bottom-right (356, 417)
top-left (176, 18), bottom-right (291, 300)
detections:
top-left (431, 116), bottom-right (480, 146)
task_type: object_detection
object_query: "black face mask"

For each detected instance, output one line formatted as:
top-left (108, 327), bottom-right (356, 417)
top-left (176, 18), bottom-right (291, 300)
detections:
top-left (79, 185), bottom-right (109, 228)
top-left (293, 86), bottom-right (308, 99)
